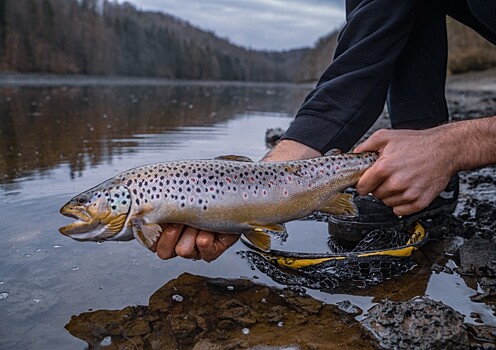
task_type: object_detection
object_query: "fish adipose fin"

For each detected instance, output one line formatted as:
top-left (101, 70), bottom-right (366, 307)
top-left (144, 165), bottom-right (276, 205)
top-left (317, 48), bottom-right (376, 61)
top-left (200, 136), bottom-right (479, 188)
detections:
top-left (131, 218), bottom-right (162, 249)
top-left (318, 193), bottom-right (357, 217)
top-left (214, 155), bottom-right (254, 162)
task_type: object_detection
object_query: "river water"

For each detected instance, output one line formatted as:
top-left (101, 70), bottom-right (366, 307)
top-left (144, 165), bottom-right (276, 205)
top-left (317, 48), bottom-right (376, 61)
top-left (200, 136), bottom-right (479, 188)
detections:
top-left (0, 76), bottom-right (493, 349)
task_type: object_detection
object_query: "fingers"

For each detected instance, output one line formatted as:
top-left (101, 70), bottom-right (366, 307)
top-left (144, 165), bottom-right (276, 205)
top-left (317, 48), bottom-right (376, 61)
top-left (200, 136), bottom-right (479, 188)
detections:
top-left (197, 232), bottom-right (239, 262)
top-left (175, 226), bottom-right (201, 259)
top-left (155, 224), bottom-right (238, 262)
top-left (353, 129), bottom-right (388, 153)
top-left (156, 224), bottom-right (183, 259)
top-left (356, 158), bottom-right (389, 196)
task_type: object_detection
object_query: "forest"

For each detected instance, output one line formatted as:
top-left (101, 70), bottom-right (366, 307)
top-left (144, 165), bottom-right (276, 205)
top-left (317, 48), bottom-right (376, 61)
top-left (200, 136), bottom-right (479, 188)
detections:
top-left (0, 0), bottom-right (495, 82)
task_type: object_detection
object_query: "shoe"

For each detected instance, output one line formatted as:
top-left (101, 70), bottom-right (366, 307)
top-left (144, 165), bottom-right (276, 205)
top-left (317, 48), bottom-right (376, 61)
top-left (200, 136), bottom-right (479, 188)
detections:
top-left (328, 174), bottom-right (459, 243)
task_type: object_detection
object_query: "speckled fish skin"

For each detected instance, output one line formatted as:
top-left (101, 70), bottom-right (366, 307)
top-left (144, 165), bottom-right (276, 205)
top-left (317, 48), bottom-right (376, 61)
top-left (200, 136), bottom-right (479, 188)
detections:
top-left (59, 152), bottom-right (377, 250)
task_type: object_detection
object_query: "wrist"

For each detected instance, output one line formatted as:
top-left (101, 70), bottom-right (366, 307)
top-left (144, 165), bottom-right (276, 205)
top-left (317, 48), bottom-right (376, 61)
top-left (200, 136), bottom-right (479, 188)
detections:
top-left (262, 139), bottom-right (321, 162)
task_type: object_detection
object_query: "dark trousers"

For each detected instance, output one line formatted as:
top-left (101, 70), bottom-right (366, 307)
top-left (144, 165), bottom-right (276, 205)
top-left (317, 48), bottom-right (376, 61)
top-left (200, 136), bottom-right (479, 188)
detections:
top-left (283, 0), bottom-right (496, 153)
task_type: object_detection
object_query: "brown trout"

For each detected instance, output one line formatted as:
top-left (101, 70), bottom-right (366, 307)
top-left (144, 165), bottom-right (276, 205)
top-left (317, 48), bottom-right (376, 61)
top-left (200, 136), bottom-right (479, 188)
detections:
top-left (59, 152), bottom-right (377, 251)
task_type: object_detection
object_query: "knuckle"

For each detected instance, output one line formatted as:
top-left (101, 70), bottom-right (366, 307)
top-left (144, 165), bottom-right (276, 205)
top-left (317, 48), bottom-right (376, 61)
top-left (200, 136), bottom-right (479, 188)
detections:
top-left (196, 235), bottom-right (212, 249)
top-left (373, 162), bottom-right (389, 177)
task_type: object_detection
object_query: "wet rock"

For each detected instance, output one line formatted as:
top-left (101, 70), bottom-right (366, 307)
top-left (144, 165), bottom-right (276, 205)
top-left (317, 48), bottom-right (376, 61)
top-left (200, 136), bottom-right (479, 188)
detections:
top-left (468, 324), bottom-right (496, 344)
top-left (459, 237), bottom-right (496, 273)
top-left (458, 237), bottom-right (496, 300)
top-left (66, 273), bottom-right (377, 349)
top-left (362, 296), bottom-right (469, 350)
top-left (265, 127), bottom-right (285, 148)
top-left (336, 300), bottom-right (363, 316)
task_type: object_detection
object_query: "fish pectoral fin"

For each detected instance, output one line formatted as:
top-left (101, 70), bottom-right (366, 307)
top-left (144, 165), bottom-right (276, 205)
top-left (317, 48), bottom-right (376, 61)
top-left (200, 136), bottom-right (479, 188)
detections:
top-left (131, 218), bottom-right (162, 249)
top-left (105, 213), bottom-right (127, 234)
top-left (214, 155), bottom-right (254, 162)
top-left (243, 229), bottom-right (271, 252)
top-left (318, 193), bottom-right (357, 217)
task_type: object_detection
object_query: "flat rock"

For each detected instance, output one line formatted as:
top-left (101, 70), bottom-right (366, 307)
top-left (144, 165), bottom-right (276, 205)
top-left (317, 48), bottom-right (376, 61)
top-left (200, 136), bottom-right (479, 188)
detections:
top-left (65, 273), bottom-right (377, 349)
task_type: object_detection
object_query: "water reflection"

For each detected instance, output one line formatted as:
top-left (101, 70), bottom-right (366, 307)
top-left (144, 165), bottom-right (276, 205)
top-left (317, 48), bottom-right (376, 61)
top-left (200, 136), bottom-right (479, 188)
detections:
top-left (0, 83), bottom-right (309, 187)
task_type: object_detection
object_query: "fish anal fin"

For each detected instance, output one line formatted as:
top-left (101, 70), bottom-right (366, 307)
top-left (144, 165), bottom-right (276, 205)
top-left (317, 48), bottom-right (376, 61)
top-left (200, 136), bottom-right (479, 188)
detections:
top-left (214, 155), bottom-right (253, 162)
top-left (319, 193), bottom-right (357, 216)
top-left (243, 230), bottom-right (271, 252)
top-left (131, 218), bottom-right (162, 249)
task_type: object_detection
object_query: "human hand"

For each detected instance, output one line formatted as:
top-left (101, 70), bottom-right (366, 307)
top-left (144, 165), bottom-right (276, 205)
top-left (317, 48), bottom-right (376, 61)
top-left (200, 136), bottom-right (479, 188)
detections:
top-left (154, 140), bottom-right (320, 262)
top-left (153, 223), bottom-right (239, 262)
top-left (354, 128), bottom-right (457, 216)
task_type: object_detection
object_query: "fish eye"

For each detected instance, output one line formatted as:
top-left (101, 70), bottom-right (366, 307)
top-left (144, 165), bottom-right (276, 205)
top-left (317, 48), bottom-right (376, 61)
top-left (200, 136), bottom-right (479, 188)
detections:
top-left (78, 197), bottom-right (87, 204)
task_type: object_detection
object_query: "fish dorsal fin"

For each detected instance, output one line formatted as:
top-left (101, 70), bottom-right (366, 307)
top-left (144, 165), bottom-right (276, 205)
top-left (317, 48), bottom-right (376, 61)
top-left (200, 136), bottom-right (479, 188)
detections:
top-left (131, 217), bottom-right (162, 249)
top-left (214, 155), bottom-right (254, 162)
top-left (318, 193), bottom-right (357, 216)
top-left (324, 148), bottom-right (342, 156)
top-left (243, 229), bottom-right (271, 252)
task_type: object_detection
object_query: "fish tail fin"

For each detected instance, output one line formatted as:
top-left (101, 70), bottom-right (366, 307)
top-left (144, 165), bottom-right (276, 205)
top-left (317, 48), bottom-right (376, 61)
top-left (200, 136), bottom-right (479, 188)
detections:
top-left (243, 229), bottom-right (271, 252)
top-left (318, 193), bottom-right (358, 217)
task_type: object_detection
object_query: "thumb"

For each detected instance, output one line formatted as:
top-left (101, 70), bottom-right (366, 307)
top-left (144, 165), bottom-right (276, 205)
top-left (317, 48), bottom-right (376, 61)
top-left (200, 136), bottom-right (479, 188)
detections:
top-left (354, 129), bottom-right (389, 153)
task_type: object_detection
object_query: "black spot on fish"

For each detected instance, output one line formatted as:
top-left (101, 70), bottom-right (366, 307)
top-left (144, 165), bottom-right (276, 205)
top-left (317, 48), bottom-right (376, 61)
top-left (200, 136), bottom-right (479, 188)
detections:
top-left (203, 206), bottom-right (207, 211)
top-left (127, 180), bottom-right (133, 186)
top-left (112, 205), bottom-right (117, 210)
top-left (196, 188), bottom-right (201, 193)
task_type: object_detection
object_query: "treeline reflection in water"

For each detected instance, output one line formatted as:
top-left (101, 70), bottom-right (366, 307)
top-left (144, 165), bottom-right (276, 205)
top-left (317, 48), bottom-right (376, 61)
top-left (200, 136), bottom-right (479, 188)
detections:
top-left (0, 82), bottom-right (310, 186)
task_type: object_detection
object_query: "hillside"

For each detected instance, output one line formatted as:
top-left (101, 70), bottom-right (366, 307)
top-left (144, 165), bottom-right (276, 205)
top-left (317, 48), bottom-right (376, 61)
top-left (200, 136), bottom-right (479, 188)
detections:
top-left (0, 0), bottom-right (308, 81)
top-left (0, 0), bottom-right (494, 82)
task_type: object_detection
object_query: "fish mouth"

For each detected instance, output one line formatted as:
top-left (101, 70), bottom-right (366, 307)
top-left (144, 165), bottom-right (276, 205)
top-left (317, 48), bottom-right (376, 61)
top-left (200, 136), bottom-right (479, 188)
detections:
top-left (59, 204), bottom-right (100, 237)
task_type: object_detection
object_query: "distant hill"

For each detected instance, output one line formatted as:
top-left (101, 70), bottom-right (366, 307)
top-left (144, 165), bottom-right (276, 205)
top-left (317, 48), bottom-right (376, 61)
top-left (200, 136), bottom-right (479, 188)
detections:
top-left (0, 0), bottom-right (309, 81)
top-left (0, 0), bottom-right (494, 82)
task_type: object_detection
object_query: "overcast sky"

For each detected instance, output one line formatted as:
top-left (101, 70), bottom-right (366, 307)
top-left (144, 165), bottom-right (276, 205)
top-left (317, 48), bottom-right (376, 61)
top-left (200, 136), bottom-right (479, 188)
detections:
top-left (117, 0), bottom-right (346, 51)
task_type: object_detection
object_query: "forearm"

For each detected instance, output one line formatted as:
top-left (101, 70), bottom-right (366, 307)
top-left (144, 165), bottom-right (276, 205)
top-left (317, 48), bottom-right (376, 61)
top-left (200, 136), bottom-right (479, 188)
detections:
top-left (262, 139), bottom-right (321, 162)
top-left (439, 116), bottom-right (496, 172)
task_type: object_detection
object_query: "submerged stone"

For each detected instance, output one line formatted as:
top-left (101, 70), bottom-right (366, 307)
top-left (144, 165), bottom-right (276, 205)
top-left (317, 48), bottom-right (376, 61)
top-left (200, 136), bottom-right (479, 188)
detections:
top-left (362, 296), bottom-right (468, 350)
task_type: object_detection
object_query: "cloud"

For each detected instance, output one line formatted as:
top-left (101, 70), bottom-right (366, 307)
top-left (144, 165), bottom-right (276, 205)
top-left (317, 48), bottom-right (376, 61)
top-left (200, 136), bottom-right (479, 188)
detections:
top-left (118, 0), bottom-right (345, 50)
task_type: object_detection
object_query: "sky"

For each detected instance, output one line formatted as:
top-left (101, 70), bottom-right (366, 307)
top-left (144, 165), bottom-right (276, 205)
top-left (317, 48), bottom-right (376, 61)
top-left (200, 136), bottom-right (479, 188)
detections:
top-left (117, 0), bottom-right (346, 51)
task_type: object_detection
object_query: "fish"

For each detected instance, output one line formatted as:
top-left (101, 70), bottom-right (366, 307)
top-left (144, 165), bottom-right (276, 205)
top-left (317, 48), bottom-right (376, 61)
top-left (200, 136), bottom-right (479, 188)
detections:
top-left (59, 152), bottom-right (377, 251)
